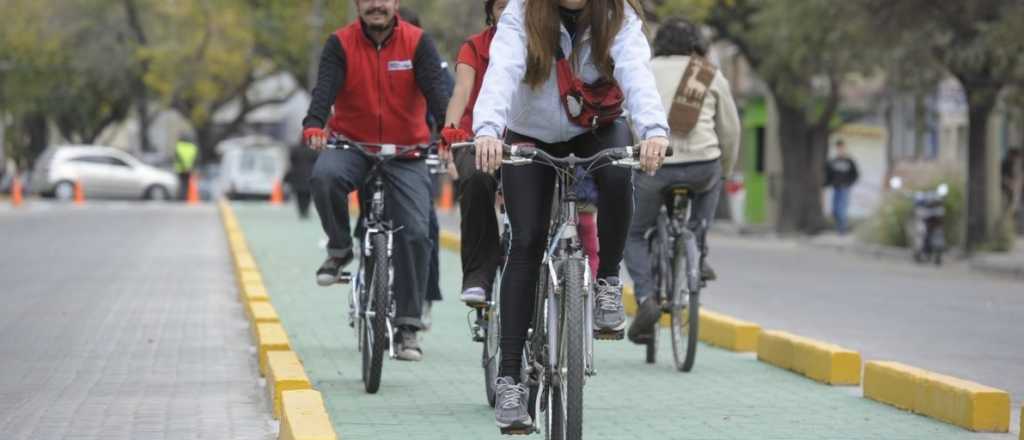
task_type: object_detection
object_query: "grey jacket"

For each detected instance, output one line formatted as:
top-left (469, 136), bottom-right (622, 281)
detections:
top-left (473, 0), bottom-right (669, 143)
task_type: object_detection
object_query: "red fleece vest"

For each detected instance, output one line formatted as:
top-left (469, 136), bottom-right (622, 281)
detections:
top-left (329, 20), bottom-right (429, 146)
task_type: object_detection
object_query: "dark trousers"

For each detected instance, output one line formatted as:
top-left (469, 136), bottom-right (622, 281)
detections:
top-left (427, 205), bottom-right (442, 302)
top-left (454, 148), bottom-right (501, 293)
top-left (177, 172), bottom-right (190, 200)
top-left (295, 190), bottom-right (312, 218)
top-left (498, 119), bottom-right (634, 379)
top-left (310, 147), bottom-right (432, 330)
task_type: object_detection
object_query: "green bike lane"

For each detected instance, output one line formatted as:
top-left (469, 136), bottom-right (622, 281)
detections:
top-left (234, 203), bottom-right (984, 440)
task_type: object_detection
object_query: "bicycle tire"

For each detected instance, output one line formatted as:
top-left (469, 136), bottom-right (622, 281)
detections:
top-left (647, 213), bottom-right (671, 365)
top-left (362, 233), bottom-right (388, 393)
top-left (670, 234), bottom-right (700, 372)
top-left (484, 303), bottom-right (499, 407)
top-left (562, 259), bottom-right (586, 440)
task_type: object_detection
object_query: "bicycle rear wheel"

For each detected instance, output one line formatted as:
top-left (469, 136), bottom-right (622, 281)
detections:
top-left (362, 233), bottom-right (388, 393)
top-left (670, 234), bottom-right (700, 372)
top-left (647, 213), bottom-right (671, 364)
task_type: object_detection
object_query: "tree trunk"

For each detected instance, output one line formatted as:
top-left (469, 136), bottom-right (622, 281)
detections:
top-left (195, 124), bottom-right (216, 166)
top-left (25, 114), bottom-right (48, 168)
top-left (137, 89), bottom-right (152, 152)
top-left (775, 101), bottom-right (829, 234)
top-left (963, 93), bottom-right (994, 251)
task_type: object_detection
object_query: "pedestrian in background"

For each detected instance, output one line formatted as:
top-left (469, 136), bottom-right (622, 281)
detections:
top-left (825, 139), bottom-right (859, 234)
top-left (174, 133), bottom-right (199, 201)
top-left (286, 140), bottom-right (318, 219)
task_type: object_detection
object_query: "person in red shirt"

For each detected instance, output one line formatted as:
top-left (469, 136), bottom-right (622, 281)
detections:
top-left (303, 0), bottom-right (450, 362)
top-left (440, 0), bottom-right (508, 307)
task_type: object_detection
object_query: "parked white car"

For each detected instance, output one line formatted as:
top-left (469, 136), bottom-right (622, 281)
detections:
top-left (31, 146), bottom-right (179, 201)
top-left (217, 136), bottom-right (287, 199)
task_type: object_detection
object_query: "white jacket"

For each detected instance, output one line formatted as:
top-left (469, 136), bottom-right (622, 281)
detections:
top-left (651, 55), bottom-right (741, 176)
top-left (473, 0), bottom-right (669, 143)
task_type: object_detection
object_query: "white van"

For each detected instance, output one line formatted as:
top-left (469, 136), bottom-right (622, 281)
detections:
top-left (217, 136), bottom-right (287, 199)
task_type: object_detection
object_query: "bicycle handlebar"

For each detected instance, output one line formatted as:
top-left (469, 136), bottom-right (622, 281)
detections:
top-left (449, 141), bottom-right (672, 168)
top-left (327, 138), bottom-right (436, 159)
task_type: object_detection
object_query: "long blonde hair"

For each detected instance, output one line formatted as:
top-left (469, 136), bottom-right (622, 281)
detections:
top-left (523, 0), bottom-right (645, 88)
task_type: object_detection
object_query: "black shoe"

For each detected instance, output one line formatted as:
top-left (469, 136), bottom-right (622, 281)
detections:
top-left (701, 259), bottom-right (717, 282)
top-left (627, 296), bottom-right (660, 344)
top-left (395, 327), bottom-right (423, 362)
top-left (315, 251), bottom-right (353, 286)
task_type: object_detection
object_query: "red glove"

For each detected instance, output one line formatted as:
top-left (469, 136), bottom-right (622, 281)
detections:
top-left (440, 126), bottom-right (471, 151)
top-left (303, 127), bottom-right (326, 146)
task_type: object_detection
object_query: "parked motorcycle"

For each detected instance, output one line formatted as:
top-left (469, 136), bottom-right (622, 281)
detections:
top-left (889, 177), bottom-right (948, 265)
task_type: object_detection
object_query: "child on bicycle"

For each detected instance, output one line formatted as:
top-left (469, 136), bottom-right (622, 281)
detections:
top-left (472, 0), bottom-right (669, 430)
top-left (623, 17), bottom-right (741, 345)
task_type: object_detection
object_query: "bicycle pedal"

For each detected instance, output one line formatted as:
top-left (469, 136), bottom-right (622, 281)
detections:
top-left (500, 426), bottom-right (537, 436)
top-left (472, 334), bottom-right (486, 343)
top-left (593, 329), bottom-right (625, 340)
top-left (467, 302), bottom-right (489, 310)
top-left (337, 272), bottom-right (352, 284)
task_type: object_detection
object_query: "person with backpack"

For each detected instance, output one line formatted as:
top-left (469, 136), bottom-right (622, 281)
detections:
top-left (622, 17), bottom-right (741, 345)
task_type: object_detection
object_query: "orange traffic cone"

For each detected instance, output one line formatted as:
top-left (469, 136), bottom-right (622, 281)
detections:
top-left (186, 173), bottom-right (200, 205)
top-left (10, 173), bottom-right (24, 207)
top-left (270, 179), bottom-right (284, 205)
top-left (438, 180), bottom-right (454, 212)
top-left (74, 179), bottom-right (85, 205)
top-left (348, 191), bottom-right (359, 212)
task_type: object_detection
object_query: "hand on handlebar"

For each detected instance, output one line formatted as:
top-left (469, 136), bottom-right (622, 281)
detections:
top-left (639, 136), bottom-right (670, 176)
top-left (475, 135), bottom-right (504, 174)
top-left (304, 127), bottom-right (327, 151)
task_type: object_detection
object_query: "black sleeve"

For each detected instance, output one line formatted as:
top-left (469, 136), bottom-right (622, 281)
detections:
top-left (413, 34), bottom-right (451, 130)
top-left (303, 35), bottom-right (346, 129)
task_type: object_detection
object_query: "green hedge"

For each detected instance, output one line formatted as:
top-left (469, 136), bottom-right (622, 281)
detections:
top-left (859, 174), bottom-right (964, 249)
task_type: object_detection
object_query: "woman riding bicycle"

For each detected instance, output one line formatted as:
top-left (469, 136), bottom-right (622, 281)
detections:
top-left (622, 17), bottom-right (741, 345)
top-left (472, 0), bottom-right (670, 429)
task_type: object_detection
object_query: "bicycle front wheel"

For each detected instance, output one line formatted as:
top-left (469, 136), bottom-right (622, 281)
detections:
top-left (362, 233), bottom-right (388, 393)
top-left (670, 234), bottom-right (700, 372)
top-left (558, 259), bottom-right (587, 440)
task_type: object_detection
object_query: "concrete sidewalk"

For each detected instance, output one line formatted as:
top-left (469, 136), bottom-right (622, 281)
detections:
top-left (236, 203), bottom-right (1009, 439)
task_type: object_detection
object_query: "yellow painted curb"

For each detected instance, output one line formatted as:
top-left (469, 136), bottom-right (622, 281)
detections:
top-left (698, 310), bottom-right (760, 352)
top-left (280, 390), bottom-right (338, 440)
top-left (247, 300), bottom-right (280, 323)
top-left (863, 361), bottom-right (1010, 432)
top-left (237, 270), bottom-right (264, 291)
top-left (267, 351), bottom-right (312, 420)
top-left (219, 202), bottom-right (339, 438)
top-left (242, 281), bottom-right (270, 303)
top-left (439, 230), bottom-right (461, 252)
top-left (757, 330), bottom-right (861, 385)
top-left (256, 322), bottom-right (291, 376)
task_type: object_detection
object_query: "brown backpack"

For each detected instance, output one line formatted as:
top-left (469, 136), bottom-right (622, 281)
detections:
top-left (668, 56), bottom-right (717, 136)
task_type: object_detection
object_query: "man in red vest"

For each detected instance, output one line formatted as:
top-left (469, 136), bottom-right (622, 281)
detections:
top-left (303, 0), bottom-right (449, 362)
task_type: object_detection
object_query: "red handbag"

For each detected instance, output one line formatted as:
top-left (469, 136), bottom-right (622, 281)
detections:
top-left (555, 47), bottom-right (624, 129)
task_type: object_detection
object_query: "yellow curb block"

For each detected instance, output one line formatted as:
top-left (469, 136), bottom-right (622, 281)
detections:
top-left (757, 330), bottom-right (861, 385)
top-left (280, 390), bottom-right (338, 440)
top-left (235, 252), bottom-right (258, 273)
top-left (256, 323), bottom-right (291, 376)
top-left (698, 310), bottom-right (760, 352)
top-left (440, 230), bottom-right (461, 252)
top-left (863, 361), bottom-right (1010, 432)
top-left (241, 281), bottom-right (270, 303)
top-left (237, 270), bottom-right (264, 291)
top-left (267, 351), bottom-right (312, 420)
top-left (247, 300), bottom-right (280, 323)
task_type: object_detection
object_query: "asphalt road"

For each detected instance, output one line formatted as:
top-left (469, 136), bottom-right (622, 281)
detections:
top-left (0, 202), bottom-right (274, 440)
top-left (704, 234), bottom-right (1023, 408)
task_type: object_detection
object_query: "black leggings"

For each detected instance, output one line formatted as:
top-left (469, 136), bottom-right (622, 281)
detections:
top-left (498, 119), bottom-right (634, 380)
